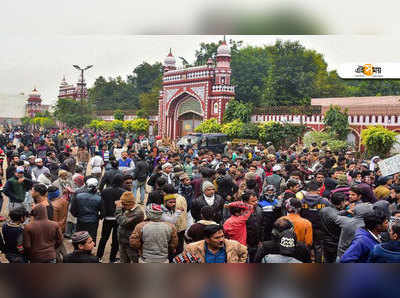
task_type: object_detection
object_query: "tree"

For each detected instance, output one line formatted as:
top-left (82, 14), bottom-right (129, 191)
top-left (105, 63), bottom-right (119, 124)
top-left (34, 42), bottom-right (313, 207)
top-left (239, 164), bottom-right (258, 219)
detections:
top-left (139, 79), bottom-right (161, 115)
top-left (258, 121), bottom-right (305, 149)
top-left (130, 118), bottom-right (150, 135)
top-left (323, 105), bottom-right (349, 140)
top-left (361, 126), bottom-right (398, 158)
top-left (262, 40), bottom-right (327, 106)
top-left (194, 119), bottom-right (222, 133)
top-left (113, 109), bottom-right (125, 121)
top-left (239, 123), bottom-right (259, 139)
top-left (54, 98), bottom-right (94, 128)
top-left (223, 100), bottom-right (252, 123)
top-left (194, 39), bottom-right (242, 66)
top-left (303, 131), bottom-right (348, 152)
top-left (136, 109), bottom-right (149, 119)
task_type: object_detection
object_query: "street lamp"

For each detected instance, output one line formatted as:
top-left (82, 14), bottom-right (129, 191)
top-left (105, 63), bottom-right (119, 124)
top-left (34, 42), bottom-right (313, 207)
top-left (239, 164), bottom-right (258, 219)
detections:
top-left (72, 65), bottom-right (93, 100)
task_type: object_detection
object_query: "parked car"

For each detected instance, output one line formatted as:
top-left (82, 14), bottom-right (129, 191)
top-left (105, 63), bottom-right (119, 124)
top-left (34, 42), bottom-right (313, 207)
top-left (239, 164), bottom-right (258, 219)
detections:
top-left (177, 133), bottom-right (228, 153)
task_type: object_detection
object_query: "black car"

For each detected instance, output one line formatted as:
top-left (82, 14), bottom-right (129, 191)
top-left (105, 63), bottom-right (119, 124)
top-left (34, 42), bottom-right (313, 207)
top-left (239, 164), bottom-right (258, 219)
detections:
top-left (177, 133), bottom-right (228, 153)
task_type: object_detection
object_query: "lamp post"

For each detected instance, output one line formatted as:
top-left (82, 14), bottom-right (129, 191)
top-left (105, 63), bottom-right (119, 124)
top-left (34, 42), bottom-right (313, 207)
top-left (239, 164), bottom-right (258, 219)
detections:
top-left (72, 65), bottom-right (93, 101)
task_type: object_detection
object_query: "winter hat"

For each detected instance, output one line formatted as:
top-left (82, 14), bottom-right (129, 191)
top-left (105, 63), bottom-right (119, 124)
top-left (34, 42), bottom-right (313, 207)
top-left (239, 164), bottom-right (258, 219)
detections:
top-left (47, 187), bottom-right (60, 201)
top-left (145, 203), bottom-right (163, 221)
top-left (279, 229), bottom-right (297, 257)
top-left (120, 191), bottom-right (135, 204)
top-left (164, 194), bottom-right (177, 202)
top-left (272, 165), bottom-right (282, 172)
top-left (16, 166), bottom-right (24, 173)
top-left (244, 172), bottom-right (256, 181)
top-left (202, 181), bottom-right (214, 193)
top-left (71, 231), bottom-right (90, 244)
top-left (336, 174), bottom-right (348, 186)
top-left (161, 162), bottom-right (173, 170)
top-left (179, 173), bottom-right (190, 181)
top-left (73, 174), bottom-right (85, 187)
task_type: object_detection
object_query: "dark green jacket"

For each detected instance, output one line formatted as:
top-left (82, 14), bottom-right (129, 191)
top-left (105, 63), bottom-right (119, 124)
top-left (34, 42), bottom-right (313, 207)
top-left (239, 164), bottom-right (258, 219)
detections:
top-left (3, 176), bottom-right (30, 203)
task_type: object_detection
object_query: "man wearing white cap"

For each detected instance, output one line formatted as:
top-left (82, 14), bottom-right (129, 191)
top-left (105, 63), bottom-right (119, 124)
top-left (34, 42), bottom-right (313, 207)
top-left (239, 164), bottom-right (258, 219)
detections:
top-left (161, 162), bottom-right (174, 185)
top-left (31, 158), bottom-right (50, 182)
top-left (70, 178), bottom-right (102, 244)
top-left (264, 164), bottom-right (285, 194)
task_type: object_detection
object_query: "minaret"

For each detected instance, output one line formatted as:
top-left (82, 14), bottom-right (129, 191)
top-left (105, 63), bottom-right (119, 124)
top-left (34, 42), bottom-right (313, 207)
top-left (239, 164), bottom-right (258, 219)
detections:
top-left (215, 37), bottom-right (231, 85)
top-left (163, 48), bottom-right (177, 72)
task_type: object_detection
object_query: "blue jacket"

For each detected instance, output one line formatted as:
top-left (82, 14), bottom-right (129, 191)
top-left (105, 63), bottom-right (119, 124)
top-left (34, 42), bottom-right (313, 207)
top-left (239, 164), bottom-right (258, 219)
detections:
top-left (70, 191), bottom-right (102, 223)
top-left (368, 241), bottom-right (400, 263)
top-left (340, 228), bottom-right (379, 263)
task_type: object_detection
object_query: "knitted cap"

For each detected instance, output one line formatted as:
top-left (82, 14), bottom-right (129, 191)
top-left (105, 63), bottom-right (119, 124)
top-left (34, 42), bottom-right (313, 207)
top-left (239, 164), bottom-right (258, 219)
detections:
top-left (121, 191), bottom-right (135, 204)
top-left (164, 194), bottom-right (177, 202)
top-left (202, 181), bottom-right (214, 193)
top-left (71, 231), bottom-right (90, 244)
top-left (162, 162), bottom-right (173, 170)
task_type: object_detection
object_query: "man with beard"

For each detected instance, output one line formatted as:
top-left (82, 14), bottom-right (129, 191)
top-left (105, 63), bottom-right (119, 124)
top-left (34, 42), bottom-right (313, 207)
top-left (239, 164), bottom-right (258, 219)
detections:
top-left (259, 185), bottom-right (282, 241)
top-left (3, 166), bottom-right (33, 211)
top-left (31, 158), bottom-right (50, 182)
top-left (118, 151), bottom-right (135, 175)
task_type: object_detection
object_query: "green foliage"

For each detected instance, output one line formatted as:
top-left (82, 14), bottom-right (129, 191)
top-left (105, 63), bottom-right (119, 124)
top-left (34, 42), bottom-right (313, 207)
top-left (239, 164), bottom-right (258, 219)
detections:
top-left (303, 131), bottom-right (348, 152)
top-left (113, 109), bottom-right (125, 121)
top-left (54, 98), bottom-right (93, 128)
top-left (361, 126), bottom-right (398, 158)
top-left (323, 105), bottom-right (349, 140)
top-left (89, 62), bottom-right (162, 111)
top-left (20, 117), bottom-right (32, 127)
top-left (88, 118), bottom-right (150, 135)
top-left (194, 39), bottom-right (242, 66)
top-left (139, 79), bottom-right (161, 115)
top-left (223, 100), bottom-right (253, 123)
top-left (222, 119), bottom-right (244, 138)
top-left (258, 121), bottom-right (305, 149)
top-left (136, 109), bottom-right (149, 119)
top-left (239, 122), bottom-right (260, 139)
top-left (31, 117), bottom-right (56, 129)
top-left (194, 119), bottom-right (222, 133)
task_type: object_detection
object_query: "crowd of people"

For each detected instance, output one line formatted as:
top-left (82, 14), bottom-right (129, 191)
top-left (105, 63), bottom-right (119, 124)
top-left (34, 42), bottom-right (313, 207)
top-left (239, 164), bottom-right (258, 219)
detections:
top-left (0, 127), bottom-right (399, 263)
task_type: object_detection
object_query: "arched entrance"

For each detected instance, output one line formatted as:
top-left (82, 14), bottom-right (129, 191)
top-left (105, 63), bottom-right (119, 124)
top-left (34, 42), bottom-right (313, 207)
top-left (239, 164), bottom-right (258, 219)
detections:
top-left (167, 93), bottom-right (204, 139)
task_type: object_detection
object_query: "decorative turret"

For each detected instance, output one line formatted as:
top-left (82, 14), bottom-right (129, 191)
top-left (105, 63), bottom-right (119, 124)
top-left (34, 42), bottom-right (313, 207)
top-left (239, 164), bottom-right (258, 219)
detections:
top-left (26, 87), bottom-right (42, 117)
top-left (215, 37), bottom-right (231, 85)
top-left (164, 48), bottom-right (176, 71)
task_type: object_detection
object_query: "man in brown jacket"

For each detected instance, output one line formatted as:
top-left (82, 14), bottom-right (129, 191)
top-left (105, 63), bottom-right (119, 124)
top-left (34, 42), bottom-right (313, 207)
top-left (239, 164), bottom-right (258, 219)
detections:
top-left (183, 224), bottom-right (248, 263)
top-left (129, 203), bottom-right (178, 263)
top-left (23, 204), bottom-right (63, 263)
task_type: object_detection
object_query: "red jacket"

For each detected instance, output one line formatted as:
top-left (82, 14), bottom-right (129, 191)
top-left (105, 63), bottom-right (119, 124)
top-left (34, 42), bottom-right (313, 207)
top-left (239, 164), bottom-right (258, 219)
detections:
top-left (223, 202), bottom-right (253, 246)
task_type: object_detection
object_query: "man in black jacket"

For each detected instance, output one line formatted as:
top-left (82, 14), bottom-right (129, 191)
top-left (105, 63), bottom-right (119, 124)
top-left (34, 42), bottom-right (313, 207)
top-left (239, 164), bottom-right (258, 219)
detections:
top-left (254, 218), bottom-right (310, 263)
top-left (97, 174), bottom-right (125, 263)
top-left (132, 157), bottom-right (149, 205)
top-left (63, 231), bottom-right (99, 263)
top-left (98, 160), bottom-right (122, 192)
top-left (191, 181), bottom-right (225, 224)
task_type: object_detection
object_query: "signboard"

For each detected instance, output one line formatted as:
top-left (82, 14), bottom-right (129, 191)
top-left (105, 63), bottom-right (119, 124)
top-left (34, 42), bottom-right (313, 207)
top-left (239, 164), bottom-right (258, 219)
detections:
top-left (378, 154), bottom-right (400, 177)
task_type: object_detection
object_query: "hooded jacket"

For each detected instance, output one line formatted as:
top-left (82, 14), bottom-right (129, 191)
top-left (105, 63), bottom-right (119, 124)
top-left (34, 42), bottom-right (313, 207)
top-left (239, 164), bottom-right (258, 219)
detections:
top-left (337, 203), bottom-right (374, 258)
top-left (129, 205), bottom-right (178, 263)
top-left (340, 228), bottom-right (380, 263)
top-left (23, 205), bottom-right (63, 262)
top-left (300, 193), bottom-right (330, 234)
top-left (368, 241), bottom-right (400, 263)
top-left (116, 205), bottom-right (145, 245)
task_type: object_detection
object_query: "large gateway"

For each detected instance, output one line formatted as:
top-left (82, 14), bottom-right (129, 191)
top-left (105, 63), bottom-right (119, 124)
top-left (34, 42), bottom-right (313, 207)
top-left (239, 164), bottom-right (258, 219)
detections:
top-left (158, 41), bottom-right (235, 139)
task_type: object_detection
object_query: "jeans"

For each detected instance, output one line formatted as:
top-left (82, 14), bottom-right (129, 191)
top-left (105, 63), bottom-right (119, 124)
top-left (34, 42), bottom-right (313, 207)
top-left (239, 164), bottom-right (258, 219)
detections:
top-left (24, 192), bottom-right (33, 213)
top-left (65, 222), bottom-right (77, 238)
top-left (77, 221), bottom-right (99, 245)
top-left (132, 180), bottom-right (146, 203)
top-left (96, 219), bottom-right (119, 262)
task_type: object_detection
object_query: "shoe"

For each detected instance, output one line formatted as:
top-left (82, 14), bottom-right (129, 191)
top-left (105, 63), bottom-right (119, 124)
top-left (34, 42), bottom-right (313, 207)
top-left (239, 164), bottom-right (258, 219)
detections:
top-left (110, 258), bottom-right (120, 264)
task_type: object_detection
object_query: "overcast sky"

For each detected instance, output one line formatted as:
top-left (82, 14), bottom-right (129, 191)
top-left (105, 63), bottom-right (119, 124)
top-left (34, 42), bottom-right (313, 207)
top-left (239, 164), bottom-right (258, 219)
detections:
top-left (1, 35), bottom-right (400, 105)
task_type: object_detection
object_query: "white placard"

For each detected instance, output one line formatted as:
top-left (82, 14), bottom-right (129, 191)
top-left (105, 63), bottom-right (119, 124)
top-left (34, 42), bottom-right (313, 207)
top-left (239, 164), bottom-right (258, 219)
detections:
top-left (378, 154), bottom-right (400, 177)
